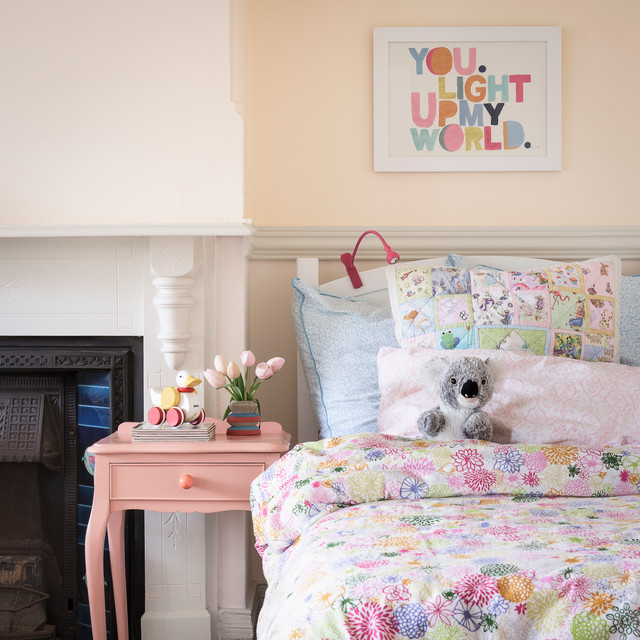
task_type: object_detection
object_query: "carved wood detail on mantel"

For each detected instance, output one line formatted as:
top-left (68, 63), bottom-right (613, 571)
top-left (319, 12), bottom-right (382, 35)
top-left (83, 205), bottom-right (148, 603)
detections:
top-left (149, 237), bottom-right (196, 371)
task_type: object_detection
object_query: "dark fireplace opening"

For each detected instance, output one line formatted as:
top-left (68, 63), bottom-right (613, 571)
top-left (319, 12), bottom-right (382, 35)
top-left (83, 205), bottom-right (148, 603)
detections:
top-left (0, 337), bottom-right (144, 640)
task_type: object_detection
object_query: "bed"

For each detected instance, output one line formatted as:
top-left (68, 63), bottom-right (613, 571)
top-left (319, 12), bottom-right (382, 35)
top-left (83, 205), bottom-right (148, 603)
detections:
top-left (250, 250), bottom-right (640, 640)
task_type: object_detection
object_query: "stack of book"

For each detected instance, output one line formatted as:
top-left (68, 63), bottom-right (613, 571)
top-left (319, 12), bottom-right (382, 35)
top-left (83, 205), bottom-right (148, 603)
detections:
top-left (131, 421), bottom-right (216, 442)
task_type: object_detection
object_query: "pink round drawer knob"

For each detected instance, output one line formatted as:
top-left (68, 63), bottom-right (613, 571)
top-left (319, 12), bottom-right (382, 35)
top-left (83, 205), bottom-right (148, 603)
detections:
top-left (179, 474), bottom-right (194, 490)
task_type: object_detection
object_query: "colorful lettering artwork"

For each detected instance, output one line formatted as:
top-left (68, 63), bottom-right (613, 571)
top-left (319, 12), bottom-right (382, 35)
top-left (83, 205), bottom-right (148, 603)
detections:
top-left (386, 38), bottom-right (550, 160)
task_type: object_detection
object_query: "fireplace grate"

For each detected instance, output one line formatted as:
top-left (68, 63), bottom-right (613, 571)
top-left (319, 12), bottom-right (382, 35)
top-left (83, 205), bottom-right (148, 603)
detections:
top-left (0, 584), bottom-right (52, 638)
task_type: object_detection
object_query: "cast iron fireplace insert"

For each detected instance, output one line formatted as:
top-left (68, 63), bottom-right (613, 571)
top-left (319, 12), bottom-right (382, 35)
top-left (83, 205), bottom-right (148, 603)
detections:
top-left (0, 336), bottom-right (144, 640)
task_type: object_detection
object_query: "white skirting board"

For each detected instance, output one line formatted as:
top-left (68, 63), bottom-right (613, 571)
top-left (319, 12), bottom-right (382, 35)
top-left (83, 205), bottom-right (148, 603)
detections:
top-left (141, 601), bottom-right (257, 640)
top-left (142, 610), bottom-right (212, 640)
top-left (218, 606), bottom-right (255, 640)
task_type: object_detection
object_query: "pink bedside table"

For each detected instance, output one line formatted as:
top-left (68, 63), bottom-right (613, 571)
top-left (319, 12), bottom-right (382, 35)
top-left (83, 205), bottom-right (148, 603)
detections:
top-left (85, 420), bottom-right (291, 640)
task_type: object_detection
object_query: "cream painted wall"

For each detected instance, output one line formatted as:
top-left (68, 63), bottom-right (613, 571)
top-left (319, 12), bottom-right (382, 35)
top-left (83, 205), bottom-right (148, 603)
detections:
top-left (0, 0), bottom-right (243, 226)
top-left (245, 0), bottom-right (640, 227)
top-left (3, 1), bottom-right (636, 228)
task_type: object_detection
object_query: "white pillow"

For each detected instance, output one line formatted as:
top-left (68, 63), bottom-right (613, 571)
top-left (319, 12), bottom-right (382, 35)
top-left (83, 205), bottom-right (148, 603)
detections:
top-left (377, 346), bottom-right (640, 447)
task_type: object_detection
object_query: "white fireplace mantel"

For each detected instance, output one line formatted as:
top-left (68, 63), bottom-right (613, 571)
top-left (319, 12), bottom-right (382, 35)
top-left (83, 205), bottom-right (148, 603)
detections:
top-left (0, 227), bottom-right (254, 640)
top-left (0, 222), bottom-right (254, 238)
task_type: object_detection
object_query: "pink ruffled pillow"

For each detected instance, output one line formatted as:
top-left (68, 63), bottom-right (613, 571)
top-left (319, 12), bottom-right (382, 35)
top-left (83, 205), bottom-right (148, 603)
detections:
top-left (377, 346), bottom-right (640, 446)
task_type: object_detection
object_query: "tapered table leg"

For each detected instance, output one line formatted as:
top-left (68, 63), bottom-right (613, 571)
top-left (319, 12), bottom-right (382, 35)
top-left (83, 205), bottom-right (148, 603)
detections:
top-left (108, 509), bottom-right (129, 640)
top-left (85, 501), bottom-right (109, 640)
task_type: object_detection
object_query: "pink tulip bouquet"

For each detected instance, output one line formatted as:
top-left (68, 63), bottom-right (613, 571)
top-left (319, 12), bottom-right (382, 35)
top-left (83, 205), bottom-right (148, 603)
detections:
top-left (204, 350), bottom-right (285, 418)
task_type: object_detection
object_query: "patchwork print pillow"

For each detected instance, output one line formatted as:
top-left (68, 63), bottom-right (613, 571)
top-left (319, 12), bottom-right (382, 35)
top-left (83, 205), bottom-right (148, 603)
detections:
top-left (387, 256), bottom-right (621, 362)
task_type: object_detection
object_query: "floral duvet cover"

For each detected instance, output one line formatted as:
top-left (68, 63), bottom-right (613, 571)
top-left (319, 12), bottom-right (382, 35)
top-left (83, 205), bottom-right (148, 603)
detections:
top-left (250, 434), bottom-right (640, 640)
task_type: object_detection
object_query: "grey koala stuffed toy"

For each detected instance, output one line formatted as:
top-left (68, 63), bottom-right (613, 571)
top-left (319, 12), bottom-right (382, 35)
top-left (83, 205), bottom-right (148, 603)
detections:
top-left (417, 356), bottom-right (494, 441)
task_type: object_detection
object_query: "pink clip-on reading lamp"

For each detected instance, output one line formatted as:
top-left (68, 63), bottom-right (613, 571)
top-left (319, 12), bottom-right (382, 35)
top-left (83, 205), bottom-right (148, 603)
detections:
top-left (340, 230), bottom-right (400, 289)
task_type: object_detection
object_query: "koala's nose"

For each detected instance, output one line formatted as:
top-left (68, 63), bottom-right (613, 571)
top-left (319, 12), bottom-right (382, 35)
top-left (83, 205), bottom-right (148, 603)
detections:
top-left (461, 380), bottom-right (478, 398)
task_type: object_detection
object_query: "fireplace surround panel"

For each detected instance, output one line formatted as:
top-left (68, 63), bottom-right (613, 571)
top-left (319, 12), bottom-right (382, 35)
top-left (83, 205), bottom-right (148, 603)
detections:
top-left (0, 233), bottom-right (252, 640)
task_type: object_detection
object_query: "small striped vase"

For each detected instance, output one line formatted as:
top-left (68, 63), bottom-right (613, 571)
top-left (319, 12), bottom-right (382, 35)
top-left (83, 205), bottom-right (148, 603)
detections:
top-left (226, 400), bottom-right (261, 436)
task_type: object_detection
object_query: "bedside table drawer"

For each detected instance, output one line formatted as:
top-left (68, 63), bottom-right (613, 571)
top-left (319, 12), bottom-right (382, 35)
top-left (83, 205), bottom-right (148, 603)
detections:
top-left (110, 463), bottom-right (265, 501)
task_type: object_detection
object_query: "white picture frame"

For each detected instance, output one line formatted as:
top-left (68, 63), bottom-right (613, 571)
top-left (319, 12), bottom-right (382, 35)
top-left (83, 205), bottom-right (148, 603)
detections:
top-left (373, 26), bottom-right (562, 172)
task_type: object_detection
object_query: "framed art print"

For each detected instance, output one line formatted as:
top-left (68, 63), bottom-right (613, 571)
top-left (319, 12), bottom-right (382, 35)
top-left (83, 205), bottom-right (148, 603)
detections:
top-left (373, 27), bottom-right (562, 172)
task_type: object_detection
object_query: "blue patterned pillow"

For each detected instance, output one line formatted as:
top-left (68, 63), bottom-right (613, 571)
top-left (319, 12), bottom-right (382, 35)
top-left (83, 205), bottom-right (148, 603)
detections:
top-left (291, 257), bottom-right (453, 440)
top-left (291, 278), bottom-right (397, 439)
top-left (620, 275), bottom-right (640, 366)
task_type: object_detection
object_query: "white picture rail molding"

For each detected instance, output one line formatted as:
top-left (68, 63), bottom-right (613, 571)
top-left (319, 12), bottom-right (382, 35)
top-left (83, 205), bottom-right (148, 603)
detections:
top-left (248, 225), bottom-right (640, 268)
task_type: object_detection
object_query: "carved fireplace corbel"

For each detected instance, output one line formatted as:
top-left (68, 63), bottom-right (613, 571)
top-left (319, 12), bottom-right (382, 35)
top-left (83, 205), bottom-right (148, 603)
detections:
top-left (150, 237), bottom-right (196, 371)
